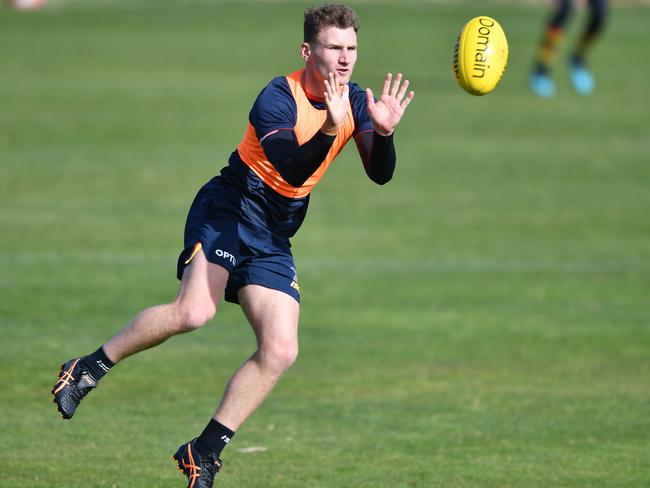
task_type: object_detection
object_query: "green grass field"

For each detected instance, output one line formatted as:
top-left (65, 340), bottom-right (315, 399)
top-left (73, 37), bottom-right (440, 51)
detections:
top-left (1, 1), bottom-right (649, 486)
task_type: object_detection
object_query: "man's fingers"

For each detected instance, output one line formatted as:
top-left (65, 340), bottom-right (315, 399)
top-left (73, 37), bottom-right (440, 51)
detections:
top-left (381, 73), bottom-right (392, 97)
top-left (325, 75), bottom-right (336, 100)
top-left (333, 72), bottom-right (341, 91)
top-left (366, 88), bottom-right (375, 109)
top-left (390, 73), bottom-right (403, 97)
top-left (323, 75), bottom-right (331, 101)
top-left (401, 90), bottom-right (415, 109)
top-left (342, 83), bottom-right (350, 100)
top-left (396, 79), bottom-right (410, 101)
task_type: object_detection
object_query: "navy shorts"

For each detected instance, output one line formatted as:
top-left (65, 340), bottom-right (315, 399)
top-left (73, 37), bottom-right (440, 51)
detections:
top-left (177, 160), bottom-right (305, 304)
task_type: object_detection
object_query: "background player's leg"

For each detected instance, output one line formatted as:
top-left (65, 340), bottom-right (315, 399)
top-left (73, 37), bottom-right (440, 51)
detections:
top-left (103, 250), bottom-right (229, 362)
top-left (530, 0), bottom-right (573, 97)
top-left (569, 0), bottom-right (608, 95)
top-left (212, 284), bottom-right (300, 431)
top-left (573, 0), bottom-right (608, 62)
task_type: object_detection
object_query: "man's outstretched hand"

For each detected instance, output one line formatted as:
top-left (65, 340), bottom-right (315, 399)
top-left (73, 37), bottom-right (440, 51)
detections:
top-left (366, 73), bottom-right (414, 136)
top-left (322, 72), bottom-right (350, 136)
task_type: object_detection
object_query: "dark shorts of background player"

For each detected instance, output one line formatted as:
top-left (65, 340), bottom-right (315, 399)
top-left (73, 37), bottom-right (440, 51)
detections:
top-left (176, 160), bottom-right (303, 305)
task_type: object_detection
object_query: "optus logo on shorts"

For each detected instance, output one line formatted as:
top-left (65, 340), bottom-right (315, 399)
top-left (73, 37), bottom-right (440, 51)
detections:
top-left (215, 249), bottom-right (236, 266)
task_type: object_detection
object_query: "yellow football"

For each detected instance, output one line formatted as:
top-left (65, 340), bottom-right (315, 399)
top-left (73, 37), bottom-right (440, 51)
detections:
top-left (453, 16), bottom-right (509, 96)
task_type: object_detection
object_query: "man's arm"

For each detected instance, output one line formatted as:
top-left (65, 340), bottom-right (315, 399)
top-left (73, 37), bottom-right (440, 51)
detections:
top-left (349, 73), bottom-right (412, 186)
top-left (354, 130), bottom-right (396, 185)
top-left (261, 129), bottom-right (336, 188)
top-left (355, 73), bottom-right (414, 184)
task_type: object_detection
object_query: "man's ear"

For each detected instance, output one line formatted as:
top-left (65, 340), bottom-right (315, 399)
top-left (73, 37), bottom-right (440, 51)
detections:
top-left (300, 42), bottom-right (311, 62)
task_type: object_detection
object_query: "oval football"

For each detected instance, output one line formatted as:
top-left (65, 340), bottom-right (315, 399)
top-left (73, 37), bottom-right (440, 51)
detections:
top-left (453, 16), bottom-right (508, 96)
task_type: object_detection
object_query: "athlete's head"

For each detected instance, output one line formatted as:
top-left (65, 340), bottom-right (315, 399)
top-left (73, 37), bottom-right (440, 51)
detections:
top-left (301, 4), bottom-right (359, 88)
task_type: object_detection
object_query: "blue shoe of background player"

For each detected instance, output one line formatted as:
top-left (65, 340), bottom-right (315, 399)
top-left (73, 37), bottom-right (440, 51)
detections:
top-left (529, 70), bottom-right (556, 98)
top-left (569, 59), bottom-right (595, 95)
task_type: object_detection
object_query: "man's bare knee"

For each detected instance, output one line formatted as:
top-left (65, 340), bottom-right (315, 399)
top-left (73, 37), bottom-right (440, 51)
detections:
top-left (176, 302), bottom-right (217, 332)
top-left (259, 339), bottom-right (299, 374)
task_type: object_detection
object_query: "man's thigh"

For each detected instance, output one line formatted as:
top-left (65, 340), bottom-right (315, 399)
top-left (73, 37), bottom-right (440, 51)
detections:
top-left (238, 285), bottom-right (300, 344)
top-left (178, 249), bottom-right (230, 309)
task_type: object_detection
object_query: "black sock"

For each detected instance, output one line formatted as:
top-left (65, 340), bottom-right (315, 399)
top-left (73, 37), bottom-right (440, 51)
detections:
top-left (534, 61), bottom-right (549, 75)
top-left (194, 419), bottom-right (235, 457)
top-left (571, 53), bottom-right (585, 66)
top-left (80, 347), bottom-right (115, 381)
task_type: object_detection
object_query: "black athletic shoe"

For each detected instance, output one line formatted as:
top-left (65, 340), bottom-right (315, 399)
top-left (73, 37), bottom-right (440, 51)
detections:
top-left (173, 439), bottom-right (222, 488)
top-left (51, 358), bottom-right (97, 419)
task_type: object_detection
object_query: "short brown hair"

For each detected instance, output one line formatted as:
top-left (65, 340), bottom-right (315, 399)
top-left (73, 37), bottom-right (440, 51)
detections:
top-left (303, 4), bottom-right (360, 43)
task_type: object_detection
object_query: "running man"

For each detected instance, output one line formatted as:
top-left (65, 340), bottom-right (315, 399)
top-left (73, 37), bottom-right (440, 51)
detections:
top-left (529, 0), bottom-right (609, 97)
top-left (52, 4), bottom-right (414, 487)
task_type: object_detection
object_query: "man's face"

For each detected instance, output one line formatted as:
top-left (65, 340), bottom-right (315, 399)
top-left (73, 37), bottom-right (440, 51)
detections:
top-left (303, 26), bottom-right (358, 86)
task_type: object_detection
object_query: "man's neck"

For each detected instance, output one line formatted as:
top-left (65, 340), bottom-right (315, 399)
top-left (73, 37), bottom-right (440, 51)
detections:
top-left (301, 68), bottom-right (325, 102)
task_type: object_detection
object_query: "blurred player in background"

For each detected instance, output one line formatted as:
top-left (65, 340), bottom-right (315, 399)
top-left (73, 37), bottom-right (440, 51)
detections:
top-left (5, 0), bottom-right (47, 9)
top-left (51, 3), bottom-right (414, 487)
top-left (529, 0), bottom-right (609, 97)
